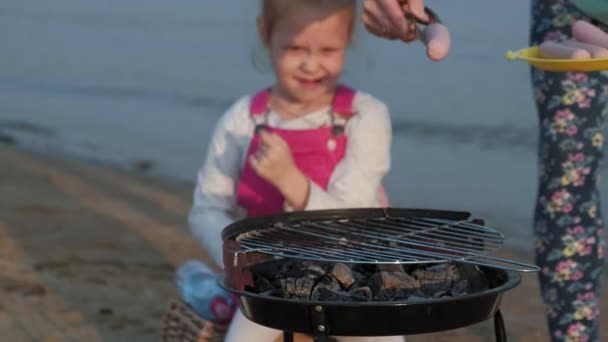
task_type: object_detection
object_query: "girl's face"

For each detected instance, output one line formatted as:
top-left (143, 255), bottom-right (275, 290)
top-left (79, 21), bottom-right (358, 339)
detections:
top-left (259, 3), bottom-right (352, 105)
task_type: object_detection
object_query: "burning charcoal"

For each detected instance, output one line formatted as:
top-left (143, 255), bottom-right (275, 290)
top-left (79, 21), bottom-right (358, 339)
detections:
top-left (426, 263), bottom-right (452, 272)
top-left (315, 287), bottom-right (370, 302)
top-left (280, 277), bottom-right (316, 299)
top-left (314, 287), bottom-right (348, 301)
top-left (311, 276), bottom-right (341, 300)
top-left (348, 286), bottom-right (373, 301)
top-left (375, 271), bottom-right (420, 291)
top-left (374, 289), bottom-right (395, 301)
top-left (251, 259), bottom-right (492, 303)
top-left (378, 264), bottom-right (405, 273)
top-left (456, 264), bottom-right (488, 292)
top-left (350, 265), bottom-right (374, 285)
top-left (253, 275), bottom-right (274, 293)
top-left (302, 261), bottom-right (328, 276)
top-left (450, 280), bottom-right (469, 297)
top-left (251, 260), bottom-right (344, 300)
top-left (353, 263), bottom-right (376, 274)
top-left (432, 290), bottom-right (448, 298)
top-left (278, 261), bottom-right (329, 282)
top-left (251, 260), bottom-right (284, 280)
top-left (331, 263), bottom-right (355, 289)
top-left (406, 292), bottom-right (428, 303)
top-left (375, 288), bottom-right (423, 301)
top-left (413, 264), bottom-right (459, 295)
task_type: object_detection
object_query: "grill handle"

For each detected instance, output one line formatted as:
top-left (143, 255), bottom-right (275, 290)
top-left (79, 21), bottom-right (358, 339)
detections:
top-left (223, 241), bottom-right (276, 291)
top-left (232, 248), bottom-right (276, 267)
top-left (465, 255), bottom-right (540, 273)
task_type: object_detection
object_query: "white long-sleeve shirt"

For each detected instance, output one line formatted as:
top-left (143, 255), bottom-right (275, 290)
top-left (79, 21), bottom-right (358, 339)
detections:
top-left (188, 91), bottom-right (392, 267)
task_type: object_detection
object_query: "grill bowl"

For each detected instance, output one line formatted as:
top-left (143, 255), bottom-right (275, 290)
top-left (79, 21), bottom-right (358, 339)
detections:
top-left (219, 267), bottom-right (520, 336)
top-left (220, 208), bottom-right (526, 336)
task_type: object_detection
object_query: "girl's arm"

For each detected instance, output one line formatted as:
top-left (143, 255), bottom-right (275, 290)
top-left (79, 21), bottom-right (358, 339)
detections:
top-left (188, 100), bottom-right (248, 269)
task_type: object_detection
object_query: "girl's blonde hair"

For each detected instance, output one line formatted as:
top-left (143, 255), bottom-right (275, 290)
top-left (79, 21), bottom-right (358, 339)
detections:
top-left (259, 0), bottom-right (357, 40)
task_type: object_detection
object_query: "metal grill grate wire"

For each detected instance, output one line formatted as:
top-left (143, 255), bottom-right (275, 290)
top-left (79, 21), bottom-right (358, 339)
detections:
top-left (237, 216), bottom-right (504, 264)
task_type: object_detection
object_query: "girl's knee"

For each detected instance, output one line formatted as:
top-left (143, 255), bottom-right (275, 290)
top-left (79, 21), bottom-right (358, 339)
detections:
top-left (224, 311), bottom-right (283, 342)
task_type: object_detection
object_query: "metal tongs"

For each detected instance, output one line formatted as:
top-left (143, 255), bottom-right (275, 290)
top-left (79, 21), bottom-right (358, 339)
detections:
top-left (400, 0), bottom-right (442, 42)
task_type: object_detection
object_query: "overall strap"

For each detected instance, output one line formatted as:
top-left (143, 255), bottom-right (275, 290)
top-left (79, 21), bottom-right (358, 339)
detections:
top-left (249, 88), bottom-right (272, 117)
top-left (330, 85), bottom-right (356, 136)
top-left (331, 85), bottom-right (356, 119)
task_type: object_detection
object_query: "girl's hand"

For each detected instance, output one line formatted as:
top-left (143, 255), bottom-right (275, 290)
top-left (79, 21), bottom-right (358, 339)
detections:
top-left (249, 131), bottom-right (310, 209)
top-left (249, 131), bottom-right (297, 187)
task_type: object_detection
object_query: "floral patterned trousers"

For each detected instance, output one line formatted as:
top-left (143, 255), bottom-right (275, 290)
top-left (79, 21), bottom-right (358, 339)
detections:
top-left (531, 1), bottom-right (607, 341)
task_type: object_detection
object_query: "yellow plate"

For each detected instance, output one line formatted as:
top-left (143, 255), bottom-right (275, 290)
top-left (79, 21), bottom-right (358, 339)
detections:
top-left (506, 46), bottom-right (608, 72)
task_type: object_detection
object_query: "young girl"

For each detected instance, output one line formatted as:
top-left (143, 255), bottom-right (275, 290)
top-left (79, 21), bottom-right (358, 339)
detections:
top-left (186, 0), bottom-right (400, 341)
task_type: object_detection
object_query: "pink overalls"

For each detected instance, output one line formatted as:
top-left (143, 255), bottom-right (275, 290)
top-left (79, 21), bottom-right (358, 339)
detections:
top-left (236, 85), bottom-right (387, 218)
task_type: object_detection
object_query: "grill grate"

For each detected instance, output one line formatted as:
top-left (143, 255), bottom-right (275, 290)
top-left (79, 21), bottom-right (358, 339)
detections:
top-left (237, 216), bottom-right (504, 265)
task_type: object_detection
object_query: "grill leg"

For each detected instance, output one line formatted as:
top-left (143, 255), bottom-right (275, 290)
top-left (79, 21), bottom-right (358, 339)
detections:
top-left (283, 332), bottom-right (294, 342)
top-left (494, 310), bottom-right (507, 342)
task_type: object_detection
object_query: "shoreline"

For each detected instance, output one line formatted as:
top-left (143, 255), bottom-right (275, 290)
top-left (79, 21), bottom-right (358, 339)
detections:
top-left (0, 126), bottom-right (546, 254)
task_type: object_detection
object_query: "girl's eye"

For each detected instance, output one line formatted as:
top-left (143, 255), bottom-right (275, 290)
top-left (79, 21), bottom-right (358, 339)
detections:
top-left (322, 47), bottom-right (343, 55)
top-left (287, 46), bottom-right (303, 52)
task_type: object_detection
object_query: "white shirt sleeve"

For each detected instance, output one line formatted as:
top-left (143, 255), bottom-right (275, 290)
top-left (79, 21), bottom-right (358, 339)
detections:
top-left (304, 93), bottom-right (392, 210)
top-left (187, 97), bottom-right (252, 268)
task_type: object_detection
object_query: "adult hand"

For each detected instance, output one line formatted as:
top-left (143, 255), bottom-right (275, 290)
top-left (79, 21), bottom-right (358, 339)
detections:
top-left (362, 0), bottom-right (428, 42)
top-left (537, 21), bottom-right (608, 60)
top-left (362, 0), bottom-right (451, 60)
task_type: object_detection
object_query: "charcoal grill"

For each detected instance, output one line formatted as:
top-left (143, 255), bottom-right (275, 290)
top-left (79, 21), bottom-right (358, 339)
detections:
top-left (220, 208), bottom-right (539, 342)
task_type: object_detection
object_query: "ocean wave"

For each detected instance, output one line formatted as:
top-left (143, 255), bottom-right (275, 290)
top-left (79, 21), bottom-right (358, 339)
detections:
top-left (0, 119), bottom-right (54, 137)
top-left (392, 119), bottom-right (537, 150)
top-left (0, 78), bottom-right (233, 111)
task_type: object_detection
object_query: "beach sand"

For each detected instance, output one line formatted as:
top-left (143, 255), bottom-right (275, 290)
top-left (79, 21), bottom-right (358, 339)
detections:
top-left (0, 143), bottom-right (606, 342)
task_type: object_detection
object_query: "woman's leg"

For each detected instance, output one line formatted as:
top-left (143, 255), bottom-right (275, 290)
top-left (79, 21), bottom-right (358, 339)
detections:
top-left (530, 1), bottom-right (607, 340)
